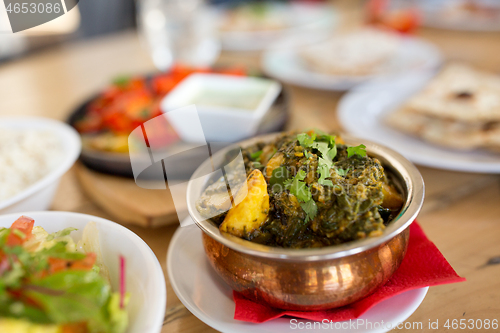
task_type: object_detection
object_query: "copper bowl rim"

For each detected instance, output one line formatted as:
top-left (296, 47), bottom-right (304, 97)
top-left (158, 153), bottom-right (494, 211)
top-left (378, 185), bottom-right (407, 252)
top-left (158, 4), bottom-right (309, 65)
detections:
top-left (186, 132), bottom-right (424, 261)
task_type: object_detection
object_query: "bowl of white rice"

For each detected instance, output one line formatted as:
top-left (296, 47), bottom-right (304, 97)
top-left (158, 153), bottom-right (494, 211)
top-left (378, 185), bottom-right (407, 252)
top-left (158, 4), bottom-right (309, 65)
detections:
top-left (0, 117), bottom-right (81, 214)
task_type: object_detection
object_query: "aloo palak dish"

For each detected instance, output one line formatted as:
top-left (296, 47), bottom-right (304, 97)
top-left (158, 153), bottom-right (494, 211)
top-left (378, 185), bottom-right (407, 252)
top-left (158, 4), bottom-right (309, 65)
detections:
top-left (197, 131), bottom-right (404, 248)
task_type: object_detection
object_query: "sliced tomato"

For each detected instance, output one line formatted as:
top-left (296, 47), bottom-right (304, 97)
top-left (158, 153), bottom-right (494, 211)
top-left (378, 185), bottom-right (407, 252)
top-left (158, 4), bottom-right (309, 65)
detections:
top-left (48, 253), bottom-right (97, 274)
top-left (6, 216), bottom-right (34, 247)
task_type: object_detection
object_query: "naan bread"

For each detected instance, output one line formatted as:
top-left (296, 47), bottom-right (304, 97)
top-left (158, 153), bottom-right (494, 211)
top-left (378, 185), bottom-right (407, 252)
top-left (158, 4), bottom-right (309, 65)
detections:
top-left (387, 64), bottom-right (500, 152)
top-left (387, 107), bottom-right (500, 152)
top-left (403, 64), bottom-right (500, 123)
top-left (300, 28), bottom-right (400, 76)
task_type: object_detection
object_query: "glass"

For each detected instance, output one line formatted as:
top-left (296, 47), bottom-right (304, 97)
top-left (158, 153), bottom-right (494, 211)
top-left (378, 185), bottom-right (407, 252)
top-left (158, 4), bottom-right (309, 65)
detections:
top-left (137, 0), bottom-right (220, 71)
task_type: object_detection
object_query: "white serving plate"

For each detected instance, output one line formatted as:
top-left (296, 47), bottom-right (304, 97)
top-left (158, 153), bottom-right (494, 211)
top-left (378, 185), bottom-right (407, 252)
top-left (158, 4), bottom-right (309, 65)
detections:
top-left (0, 117), bottom-right (82, 214)
top-left (162, 73), bottom-right (282, 142)
top-left (338, 71), bottom-right (500, 173)
top-left (168, 221), bottom-right (428, 333)
top-left (0, 211), bottom-right (166, 333)
top-left (418, 0), bottom-right (500, 32)
top-left (262, 35), bottom-right (442, 91)
top-left (215, 2), bottom-right (337, 51)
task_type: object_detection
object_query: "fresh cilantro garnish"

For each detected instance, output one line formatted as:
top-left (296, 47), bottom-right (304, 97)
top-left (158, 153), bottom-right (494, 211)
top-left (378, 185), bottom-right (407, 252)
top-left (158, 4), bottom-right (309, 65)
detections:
top-left (314, 129), bottom-right (336, 146)
top-left (318, 165), bottom-right (333, 187)
top-left (337, 168), bottom-right (350, 176)
top-left (284, 170), bottom-right (311, 203)
top-left (285, 131), bottom-right (341, 221)
top-left (300, 200), bottom-right (318, 222)
top-left (347, 144), bottom-right (367, 158)
top-left (312, 137), bottom-right (337, 187)
top-left (250, 150), bottom-right (263, 161)
top-left (312, 142), bottom-right (329, 158)
top-left (297, 133), bottom-right (316, 147)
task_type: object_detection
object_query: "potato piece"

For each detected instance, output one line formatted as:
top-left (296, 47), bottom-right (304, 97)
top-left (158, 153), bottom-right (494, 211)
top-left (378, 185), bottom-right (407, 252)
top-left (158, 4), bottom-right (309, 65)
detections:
top-left (264, 152), bottom-right (284, 180)
top-left (382, 183), bottom-right (404, 209)
top-left (220, 169), bottom-right (269, 237)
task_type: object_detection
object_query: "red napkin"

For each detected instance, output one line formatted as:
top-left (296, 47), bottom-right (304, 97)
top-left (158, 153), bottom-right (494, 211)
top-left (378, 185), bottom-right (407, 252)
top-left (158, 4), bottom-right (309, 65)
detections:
top-left (234, 222), bottom-right (465, 323)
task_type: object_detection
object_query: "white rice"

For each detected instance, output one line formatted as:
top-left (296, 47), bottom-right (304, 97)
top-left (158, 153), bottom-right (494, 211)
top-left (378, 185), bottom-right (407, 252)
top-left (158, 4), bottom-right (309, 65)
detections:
top-left (0, 130), bottom-right (63, 202)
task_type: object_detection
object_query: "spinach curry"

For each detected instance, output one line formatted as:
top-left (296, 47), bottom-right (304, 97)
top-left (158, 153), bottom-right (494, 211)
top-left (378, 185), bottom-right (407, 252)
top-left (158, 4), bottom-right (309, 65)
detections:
top-left (196, 131), bottom-right (404, 249)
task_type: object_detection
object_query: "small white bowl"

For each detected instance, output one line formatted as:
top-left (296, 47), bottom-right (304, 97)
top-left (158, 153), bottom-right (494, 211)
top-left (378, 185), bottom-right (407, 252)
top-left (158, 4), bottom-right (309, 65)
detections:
top-left (161, 73), bottom-right (282, 142)
top-left (0, 211), bottom-right (166, 333)
top-left (0, 117), bottom-right (82, 214)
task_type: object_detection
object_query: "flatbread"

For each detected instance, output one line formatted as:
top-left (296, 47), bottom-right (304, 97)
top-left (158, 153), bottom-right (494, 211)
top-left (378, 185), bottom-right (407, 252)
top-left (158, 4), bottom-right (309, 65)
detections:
top-left (404, 64), bottom-right (500, 123)
top-left (387, 107), bottom-right (500, 152)
top-left (300, 28), bottom-right (400, 76)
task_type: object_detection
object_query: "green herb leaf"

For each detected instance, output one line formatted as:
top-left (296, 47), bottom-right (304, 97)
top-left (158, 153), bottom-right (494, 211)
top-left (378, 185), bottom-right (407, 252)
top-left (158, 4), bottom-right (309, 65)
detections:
top-left (337, 168), bottom-right (350, 176)
top-left (297, 133), bottom-right (316, 148)
top-left (312, 142), bottom-right (330, 158)
top-left (285, 170), bottom-right (311, 203)
top-left (327, 143), bottom-right (337, 160)
top-left (46, 228), bottom-right (77, 241)
top-left (317, 165), bottom-right (333, 187)
top-left (250, 150), bottom-right (263, 161)
top-left (314, 129), bottom-right (336, 146)
top-left (301, 200), bottom-right (318, 222)
top-left (347, 144), bottom-right (367, 158)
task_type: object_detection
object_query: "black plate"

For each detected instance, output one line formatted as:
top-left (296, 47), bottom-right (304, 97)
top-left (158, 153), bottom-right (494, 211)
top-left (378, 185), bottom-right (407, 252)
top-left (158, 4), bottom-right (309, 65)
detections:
top-left (67, 81), bottom-right (289, 180)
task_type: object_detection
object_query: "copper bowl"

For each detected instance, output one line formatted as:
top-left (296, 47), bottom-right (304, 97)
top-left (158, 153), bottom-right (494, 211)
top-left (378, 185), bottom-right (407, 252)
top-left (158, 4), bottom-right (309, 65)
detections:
top-left (186, 133), bottom-right (424, 310)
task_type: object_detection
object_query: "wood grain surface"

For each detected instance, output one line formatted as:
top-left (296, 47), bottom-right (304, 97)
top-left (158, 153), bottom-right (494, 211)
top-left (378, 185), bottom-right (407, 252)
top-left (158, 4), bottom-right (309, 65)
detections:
top-left (0, 1), bottom-right (499, 332)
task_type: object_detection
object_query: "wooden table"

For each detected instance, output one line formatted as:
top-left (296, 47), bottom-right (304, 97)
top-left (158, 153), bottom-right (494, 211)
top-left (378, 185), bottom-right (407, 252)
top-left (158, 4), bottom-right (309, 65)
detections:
top-left (1, 4), bottom-right (500, 332)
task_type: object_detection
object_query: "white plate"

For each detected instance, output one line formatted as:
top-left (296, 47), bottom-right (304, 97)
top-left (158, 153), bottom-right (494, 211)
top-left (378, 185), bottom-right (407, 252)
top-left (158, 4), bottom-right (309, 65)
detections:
top-left (418, 0), bottom-right (500, 32)
top-left (167, 220), bottom-right (429, 333)
top-left (262, 35), bottom-right (441, 91)
top-left (338, 71), bottom-right (500, 173)
top-left (0, 211), bottom-right (166, 333)
top-left (216, 2), bottom-right (337, 51)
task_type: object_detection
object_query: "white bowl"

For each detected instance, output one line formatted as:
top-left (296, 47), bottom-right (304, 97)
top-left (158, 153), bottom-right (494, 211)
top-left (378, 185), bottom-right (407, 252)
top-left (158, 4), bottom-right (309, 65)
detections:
top-left (0, 117), bottom-right (82, 214)
top-left (161, 73), bottom-right (282, 142)
top-left (0, 211), bottom-right (166, 333)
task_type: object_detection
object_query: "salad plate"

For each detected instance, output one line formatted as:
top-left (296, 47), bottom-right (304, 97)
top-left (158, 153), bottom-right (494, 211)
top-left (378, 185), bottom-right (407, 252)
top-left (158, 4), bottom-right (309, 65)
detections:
top-left (338, 71), bottom-right (500, 173)
top-left (0, 211), bottom-right (166, 333)
top-left (167, 220), bottom-right (429, 333)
